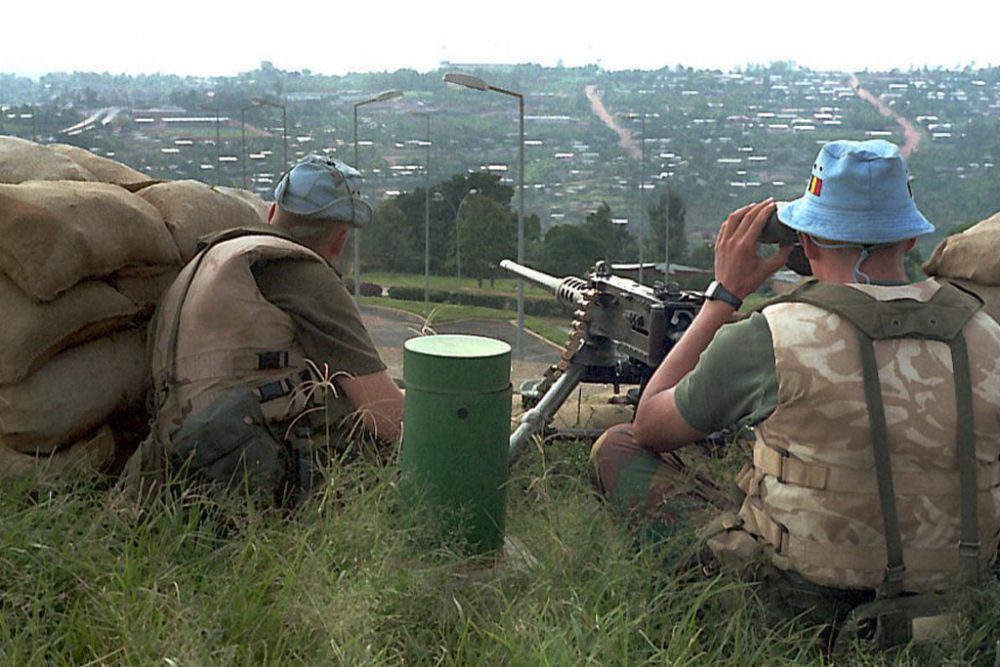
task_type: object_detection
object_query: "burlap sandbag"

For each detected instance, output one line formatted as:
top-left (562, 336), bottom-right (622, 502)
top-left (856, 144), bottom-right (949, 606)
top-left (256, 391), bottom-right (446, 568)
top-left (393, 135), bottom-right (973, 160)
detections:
top-left (137, 180), bottom-right (270, 263)
top-left (0, 180), bottom-right (181, 301)
top-left (216, 186), bottom-right (270, 222)
top-left (0, 136), bottom-right (95, 184)
top-left (0, 273), bottom-right (143, 384)
top-left (0, 329), bottom-right (147, 453)
top-left (108, 265), bottom-right (181, 309)
top-left (923, 210), bottom-right (1000, 285)
top-left (48, 143), bottom-right (159, 192)
top-left (0, 425), bottom-right (115, 480)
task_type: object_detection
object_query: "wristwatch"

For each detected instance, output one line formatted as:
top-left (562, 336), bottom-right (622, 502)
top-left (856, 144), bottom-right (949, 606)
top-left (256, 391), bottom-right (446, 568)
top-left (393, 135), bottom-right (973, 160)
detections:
top-left (704, 280), bottom-right (743, 310)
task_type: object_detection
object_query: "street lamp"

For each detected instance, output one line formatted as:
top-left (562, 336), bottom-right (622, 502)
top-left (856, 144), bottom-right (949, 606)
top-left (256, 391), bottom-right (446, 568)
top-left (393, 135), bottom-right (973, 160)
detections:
top-left (251, 96), bottom-right (288, 174)
top-left (241, 98), bottom-right (288, 191)
top-left (444, 72), bottom-right (526, 359)
top-left (435, 188), bottom-right (479, 284)
top-left (240, 103), bottom-right (253, 189)
top-left (620, 112), bottom-right (648, 284)
top-left (198, 104), bottom-right (221, 186)
top-left (352, 89), bottom-right (404, 299)
top-left (412, 111), bottom-right (432, 313)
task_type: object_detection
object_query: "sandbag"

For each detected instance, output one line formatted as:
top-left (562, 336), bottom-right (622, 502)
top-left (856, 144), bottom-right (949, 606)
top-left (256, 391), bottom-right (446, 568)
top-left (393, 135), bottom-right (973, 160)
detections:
top-left (48, 143), bottom-right (159, 192)
top-left (923, 210), bottom-right (1000, 285)
top-left (0, 273), bottom-right (143, 384)
top-left (108, 265), bottom-right (181, 309)
top-left (0, 136), bottom-right (95, 184)
top-left (216, 186), bottom-right (270, 222)
top-left (0, 180), bottom-right (181, 301)
top-left (0, 329), bottom-right (147, 453)
top-left (136, 180), bottom-right (270, 263)
top-left (0, 425), bottom-right (116, 480)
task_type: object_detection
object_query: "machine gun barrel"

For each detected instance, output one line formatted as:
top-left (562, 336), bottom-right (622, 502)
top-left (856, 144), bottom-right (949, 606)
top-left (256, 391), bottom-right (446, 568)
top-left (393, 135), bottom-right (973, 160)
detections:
top-left (499, 259), bottom-right (588, 308)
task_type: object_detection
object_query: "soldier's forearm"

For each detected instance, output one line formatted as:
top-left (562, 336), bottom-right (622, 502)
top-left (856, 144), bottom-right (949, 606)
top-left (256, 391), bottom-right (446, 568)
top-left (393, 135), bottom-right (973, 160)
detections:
top-left (641, 300), bottom-right (735, 399)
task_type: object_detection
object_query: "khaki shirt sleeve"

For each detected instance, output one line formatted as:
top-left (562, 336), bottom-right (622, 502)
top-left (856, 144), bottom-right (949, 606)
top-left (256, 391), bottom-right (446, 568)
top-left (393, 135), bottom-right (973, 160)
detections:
top-left (252, 258), bottom-right (386, 378)
top-left (673, 312), bottom-right (779, 434)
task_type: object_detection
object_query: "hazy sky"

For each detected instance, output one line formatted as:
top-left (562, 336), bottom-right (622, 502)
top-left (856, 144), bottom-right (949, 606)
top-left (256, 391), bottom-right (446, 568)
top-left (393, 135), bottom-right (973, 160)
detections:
top-left (5, 0), bottom-right (996, 77)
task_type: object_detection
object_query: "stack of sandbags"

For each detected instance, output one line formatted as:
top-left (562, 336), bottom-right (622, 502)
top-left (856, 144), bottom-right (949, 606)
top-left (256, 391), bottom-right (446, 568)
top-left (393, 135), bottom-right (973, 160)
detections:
top-left (136, 179), bottom-right (270, 263)
top-left (923, 210), bottom-right (1000, 323)
top-left (0, 136), bottom-right (95, 184)
top-left (0, 177), bottom-right (182, 478)
top-left (48, 142), bottom-right (159, 192)
top-left (0, 138), bottom-right (275, 480)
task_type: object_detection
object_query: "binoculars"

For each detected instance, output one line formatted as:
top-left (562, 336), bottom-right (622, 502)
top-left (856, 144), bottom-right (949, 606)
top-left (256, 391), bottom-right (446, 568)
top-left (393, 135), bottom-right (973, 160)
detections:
top-left (759, 208), bottom-right (812, 276)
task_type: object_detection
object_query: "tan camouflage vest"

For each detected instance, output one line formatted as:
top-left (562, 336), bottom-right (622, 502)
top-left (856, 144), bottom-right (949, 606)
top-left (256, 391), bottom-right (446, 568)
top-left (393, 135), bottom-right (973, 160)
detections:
top-left (151, 231), bottom-right (326, 441)
top-left (734, 279), bottom-right (1000, 592)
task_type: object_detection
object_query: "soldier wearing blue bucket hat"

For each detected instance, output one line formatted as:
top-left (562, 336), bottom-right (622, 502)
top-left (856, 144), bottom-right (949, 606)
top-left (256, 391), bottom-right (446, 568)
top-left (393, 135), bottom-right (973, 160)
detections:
top-left (592, 137), bottom-right (1000, 641)
top-left (128, 153), bottom-right (403, 503)
top-left (776, 139), bottom-right (934, 245)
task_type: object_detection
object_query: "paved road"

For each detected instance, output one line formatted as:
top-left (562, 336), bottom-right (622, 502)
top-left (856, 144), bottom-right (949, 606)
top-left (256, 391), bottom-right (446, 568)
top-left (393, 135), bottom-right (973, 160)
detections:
top-left (360, 305), bottom-right (563, 386)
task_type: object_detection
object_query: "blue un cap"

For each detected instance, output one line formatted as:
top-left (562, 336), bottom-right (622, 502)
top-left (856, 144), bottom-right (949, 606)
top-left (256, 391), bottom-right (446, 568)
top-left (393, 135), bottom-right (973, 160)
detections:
top-left (776, 139), bottom-right (934, 245)
top-left (273, 154), bottom-right (373, 227)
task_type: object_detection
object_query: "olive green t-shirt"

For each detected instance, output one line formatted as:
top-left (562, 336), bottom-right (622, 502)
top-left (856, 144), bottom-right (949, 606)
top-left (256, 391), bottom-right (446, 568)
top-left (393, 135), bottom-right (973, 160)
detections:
top-left (673, 312), bottom-right (779, 434)
top-left (251, 258), bottom-right (385, 379)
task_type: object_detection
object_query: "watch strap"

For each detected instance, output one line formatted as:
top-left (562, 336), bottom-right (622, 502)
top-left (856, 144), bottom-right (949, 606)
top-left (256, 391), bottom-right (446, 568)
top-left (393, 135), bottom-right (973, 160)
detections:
top-left (705, 280), bottom-right (743, 309)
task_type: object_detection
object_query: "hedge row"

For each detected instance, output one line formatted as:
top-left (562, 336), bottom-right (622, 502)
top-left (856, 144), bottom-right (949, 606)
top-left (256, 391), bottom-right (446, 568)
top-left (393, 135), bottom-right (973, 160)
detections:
top-left (383, 286), bottom-right (568, 318)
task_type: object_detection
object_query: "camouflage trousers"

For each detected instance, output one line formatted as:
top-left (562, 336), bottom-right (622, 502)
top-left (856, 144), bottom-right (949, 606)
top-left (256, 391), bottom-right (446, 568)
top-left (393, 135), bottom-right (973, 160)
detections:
top-left (590, 423), bottom-right (878, 636)
top-left (589, 423), bottom-right (741, 540)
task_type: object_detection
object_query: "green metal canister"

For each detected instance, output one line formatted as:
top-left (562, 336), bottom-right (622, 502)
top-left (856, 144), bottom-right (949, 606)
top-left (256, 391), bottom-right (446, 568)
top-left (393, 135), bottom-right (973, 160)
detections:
top-left (401, 334), bottom-right (512, 555)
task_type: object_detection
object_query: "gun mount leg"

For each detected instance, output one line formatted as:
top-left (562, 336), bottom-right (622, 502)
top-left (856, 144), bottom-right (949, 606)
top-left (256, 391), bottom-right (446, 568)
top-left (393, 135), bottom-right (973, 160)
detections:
top-left (508, 362), bottom-right (587, 465)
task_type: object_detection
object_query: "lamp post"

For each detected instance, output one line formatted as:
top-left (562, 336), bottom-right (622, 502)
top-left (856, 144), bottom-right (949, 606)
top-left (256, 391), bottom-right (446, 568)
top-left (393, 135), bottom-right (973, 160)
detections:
top-left (432, 188), bottom-right (478, 285)
top-left (620, 112), bottom-right (647, 284)
top-left (251, 96), bottom-right (288, 174)
top-left (240, 104), bottom-right (253, 189)
top-left (352, 89), bottom-right (404, 299)
top-left (412, 111), bottom-right (432, 313)
top-left (241, 98), bottom-right (288, 191)
top-left (452, 188), bottom-right (478, 285)
top-left (444, 72), bottom-right (526, 359)
top-left (198, 104), bottom-right (221, 186)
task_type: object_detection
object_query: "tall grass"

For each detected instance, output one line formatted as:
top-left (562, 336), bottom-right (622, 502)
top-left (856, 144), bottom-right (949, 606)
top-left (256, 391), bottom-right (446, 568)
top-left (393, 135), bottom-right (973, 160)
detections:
top-left (1, 442), bottom-right (997, 666)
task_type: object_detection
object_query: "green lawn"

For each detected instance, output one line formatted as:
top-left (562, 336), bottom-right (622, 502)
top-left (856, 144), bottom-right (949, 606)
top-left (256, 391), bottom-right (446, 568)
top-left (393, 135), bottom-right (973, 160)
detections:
top-left (2, 442), bottom-right (995, 665)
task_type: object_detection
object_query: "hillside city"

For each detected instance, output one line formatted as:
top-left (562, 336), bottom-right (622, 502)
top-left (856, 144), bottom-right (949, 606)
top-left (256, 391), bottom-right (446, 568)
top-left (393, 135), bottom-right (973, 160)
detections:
top-left (2, 62), bottom-right (998, 265)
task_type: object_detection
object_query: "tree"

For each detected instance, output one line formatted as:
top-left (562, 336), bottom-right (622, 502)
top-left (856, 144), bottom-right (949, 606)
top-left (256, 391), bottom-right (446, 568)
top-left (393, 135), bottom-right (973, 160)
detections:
top-left (583, 202), bottom-right (629, 263)
top-left (647, 187), bottom-right (688, 265)
top-left (541, 224), bottom-right (603, 277)
top-left (458, 196), bottom-right (515, 287)
top-left (362, 200), bottom-right (419, 272)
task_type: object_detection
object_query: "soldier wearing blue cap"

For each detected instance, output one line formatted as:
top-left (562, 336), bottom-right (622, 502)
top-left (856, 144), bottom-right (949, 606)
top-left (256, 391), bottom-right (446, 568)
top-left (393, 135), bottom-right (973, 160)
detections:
top-left (591, 140), bottom-right (1000, 645)
top-left (127, 154), bottom-right (402, 503)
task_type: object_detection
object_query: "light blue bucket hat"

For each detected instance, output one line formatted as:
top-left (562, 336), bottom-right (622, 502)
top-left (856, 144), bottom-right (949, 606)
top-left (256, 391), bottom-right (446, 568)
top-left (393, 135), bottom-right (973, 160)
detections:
top-left (274, 154), bottom-right (373, 227)
top-left (776, 139), bottom-right (934, 244)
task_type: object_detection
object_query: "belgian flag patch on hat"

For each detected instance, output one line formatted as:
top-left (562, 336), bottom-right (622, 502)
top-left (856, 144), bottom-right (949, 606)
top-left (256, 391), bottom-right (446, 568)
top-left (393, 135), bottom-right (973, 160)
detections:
top-left (808, 175), bottom-right (823, 196)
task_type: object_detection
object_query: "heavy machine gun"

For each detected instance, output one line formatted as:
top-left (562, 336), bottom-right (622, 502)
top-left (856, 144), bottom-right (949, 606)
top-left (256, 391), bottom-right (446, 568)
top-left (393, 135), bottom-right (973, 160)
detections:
top-left (501, 259), bottom-right (704, 462)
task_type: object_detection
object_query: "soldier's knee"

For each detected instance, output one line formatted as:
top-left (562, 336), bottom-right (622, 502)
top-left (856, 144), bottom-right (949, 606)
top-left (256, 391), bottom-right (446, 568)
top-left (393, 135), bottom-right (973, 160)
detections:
top-left (590, 422), bottom-right (637, 496)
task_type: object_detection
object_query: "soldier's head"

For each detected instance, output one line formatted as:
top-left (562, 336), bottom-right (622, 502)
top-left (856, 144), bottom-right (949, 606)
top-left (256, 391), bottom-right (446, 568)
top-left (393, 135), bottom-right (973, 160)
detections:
top-left (269, 154), bottom-right (373, 260)
top-left (775, 139), bottom-right (933, 282)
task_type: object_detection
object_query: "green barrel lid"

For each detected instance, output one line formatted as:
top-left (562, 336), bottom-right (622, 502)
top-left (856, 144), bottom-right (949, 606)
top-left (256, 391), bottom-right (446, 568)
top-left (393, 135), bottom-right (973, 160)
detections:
top-left (404, 335), bottom-right (511, 394)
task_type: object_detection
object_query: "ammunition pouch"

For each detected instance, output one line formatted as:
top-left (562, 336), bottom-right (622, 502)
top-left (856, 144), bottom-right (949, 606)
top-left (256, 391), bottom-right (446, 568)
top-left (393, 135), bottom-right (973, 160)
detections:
top-left (169, 385), bottom-right (289, 502)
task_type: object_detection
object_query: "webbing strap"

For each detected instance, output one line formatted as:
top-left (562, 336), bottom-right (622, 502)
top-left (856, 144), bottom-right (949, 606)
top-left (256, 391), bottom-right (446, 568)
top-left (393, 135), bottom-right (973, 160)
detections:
top-left (753, 443), bottom-right (1000, 494)
top-left (950, 333), bottom-right (980, 584)
top-left (856, 329), bottom-right (907, 599)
